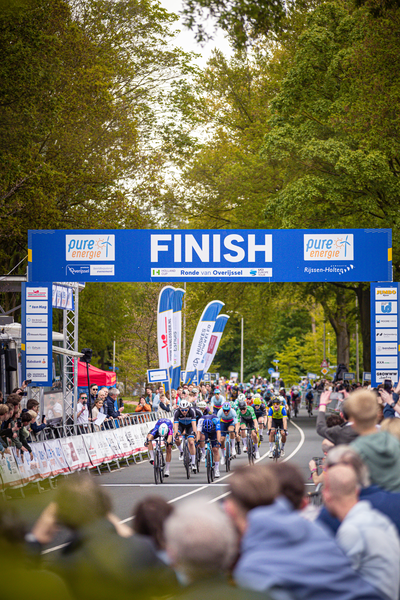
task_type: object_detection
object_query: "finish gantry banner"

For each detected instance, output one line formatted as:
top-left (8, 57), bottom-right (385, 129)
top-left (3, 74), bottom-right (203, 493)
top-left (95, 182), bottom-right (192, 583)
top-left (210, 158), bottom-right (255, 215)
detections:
top-left (28, 228), bottom-right (392, 283)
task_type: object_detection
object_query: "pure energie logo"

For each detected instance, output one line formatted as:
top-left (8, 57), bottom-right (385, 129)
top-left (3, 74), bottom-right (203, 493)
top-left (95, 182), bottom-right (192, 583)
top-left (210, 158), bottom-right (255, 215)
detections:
top-left (66, 235), bottom-right (115, 261)
top-left (304, 234), bottom-right (354, 261)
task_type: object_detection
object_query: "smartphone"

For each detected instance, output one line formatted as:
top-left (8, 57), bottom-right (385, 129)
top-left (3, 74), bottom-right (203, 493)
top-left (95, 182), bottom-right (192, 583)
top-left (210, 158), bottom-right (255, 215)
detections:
top-left (41, 415), bottom-right (46, 423)
top-left (330, 392), bottom-right (340, 400)
top-left (384, 379), bottom-right (393, 391)
top-left (25, 379), bottom-right (32, 385)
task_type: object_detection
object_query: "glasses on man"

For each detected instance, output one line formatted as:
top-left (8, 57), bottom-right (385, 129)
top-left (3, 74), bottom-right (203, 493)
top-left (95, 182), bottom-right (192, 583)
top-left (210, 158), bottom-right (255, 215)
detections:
top-left (81, 396), bottom-right (87, 399)
top-left (223, 409), bottom-right (230, 413)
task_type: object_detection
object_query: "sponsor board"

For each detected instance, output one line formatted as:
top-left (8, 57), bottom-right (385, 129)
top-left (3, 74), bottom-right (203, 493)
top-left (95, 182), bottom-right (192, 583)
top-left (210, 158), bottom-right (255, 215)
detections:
top-left (26, 287), bottom-right (48, 300)
top-left (304, 234), bottom-right (354, 261)
top-left (375, 288), bottom-right (398, 300)
top-left (90, 264), bottom-right (115, 276)
top-left (147, 368), bottom-right (169, 383)
top-left (151, 267), bottom-right (273, 278)
top-left (26, 315), bottom-right (48, 327)
top-left (26, 328), bottom-right (48, 340)
top-left (26, 355), bottom-right (48, 368)
top-left (376, 370), bottom-right (398, 384)
top-left (66, 234), bottom-right (115, 261)
top-left (375, 315), bottom-right (398, 328)
top-left (376, 343), bottom-right (398, 356)
top-left (376, 357), bottom-right (398, 369)
top-left (376, 329), bottom-right (397, 341)
top-left (25, 369), bottom-right (50, 381)
top-left (26, 342), bottom-right (48, 354)
top-left (26, 301), bottom-right (48, 314)
top-left (376, 301), bottom-right (397, 314)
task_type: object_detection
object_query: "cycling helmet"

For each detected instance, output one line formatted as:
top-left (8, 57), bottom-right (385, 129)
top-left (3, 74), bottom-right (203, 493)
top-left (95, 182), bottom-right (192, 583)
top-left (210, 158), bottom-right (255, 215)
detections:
top-left (158, 423), bottom-right (169, 437)
top-left (214, 388), bottom-right (221, 394)
top-left (238, 400), bottom-right (247, 410)
top-left (253, 397), bottom-right (261, 405)
top-left (180, 399), bottom-right (190, 409)
top-left (238, 393), bottom-right (246, 402)
top-left (222, 402), bottom-right (231, 411)
top-left (202, 418), bottom-right (216, 432)
top-left (254, 393), bottom-right (261, 399)
top-left (271, 395), bottom-right (281, 404)
top-left (197, 400), bottom-right (207, 409)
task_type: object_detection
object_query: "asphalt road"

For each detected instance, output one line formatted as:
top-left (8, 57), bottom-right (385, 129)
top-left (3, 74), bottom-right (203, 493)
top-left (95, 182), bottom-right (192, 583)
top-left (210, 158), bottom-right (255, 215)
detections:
top-left (10, 405), bottom-right (325, 558)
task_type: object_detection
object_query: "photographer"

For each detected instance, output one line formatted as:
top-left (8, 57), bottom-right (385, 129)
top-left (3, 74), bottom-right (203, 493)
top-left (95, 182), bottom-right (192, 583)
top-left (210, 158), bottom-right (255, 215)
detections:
top-left (316, 390), bottom-right (358, 445)
top-left (378, 380), bottom-right (400, 419)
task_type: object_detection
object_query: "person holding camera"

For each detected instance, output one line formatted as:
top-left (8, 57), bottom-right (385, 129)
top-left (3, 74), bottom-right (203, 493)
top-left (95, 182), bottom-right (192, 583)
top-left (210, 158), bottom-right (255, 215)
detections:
top-left (316, 390), bottom-right (358, 445)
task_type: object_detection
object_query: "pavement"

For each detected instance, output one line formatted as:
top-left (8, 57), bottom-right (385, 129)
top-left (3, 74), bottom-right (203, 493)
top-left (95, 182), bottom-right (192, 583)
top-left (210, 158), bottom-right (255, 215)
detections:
top-left (9, 405), bottom-right (325, 558)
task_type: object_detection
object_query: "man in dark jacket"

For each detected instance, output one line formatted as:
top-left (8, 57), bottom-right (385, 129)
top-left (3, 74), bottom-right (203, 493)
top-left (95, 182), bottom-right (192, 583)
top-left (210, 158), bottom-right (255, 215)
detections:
top-left (316, 391), bottom-right (358, 445)
top-left (103, 388), bottom-right (121, 419)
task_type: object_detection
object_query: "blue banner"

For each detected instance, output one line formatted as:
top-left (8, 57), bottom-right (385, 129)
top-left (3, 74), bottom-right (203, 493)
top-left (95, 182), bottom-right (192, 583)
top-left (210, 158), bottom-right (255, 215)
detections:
top-left (370, 283), bottom-right (400, 387)
top-left (28, 228), bottom-right (392, 283)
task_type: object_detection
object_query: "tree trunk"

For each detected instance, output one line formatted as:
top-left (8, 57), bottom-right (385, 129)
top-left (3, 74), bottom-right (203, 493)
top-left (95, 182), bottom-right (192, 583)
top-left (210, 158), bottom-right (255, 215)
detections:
top-left (326, 293), bottom-right (350, 368)
top-left (356, 284), bottom-right (371, 372)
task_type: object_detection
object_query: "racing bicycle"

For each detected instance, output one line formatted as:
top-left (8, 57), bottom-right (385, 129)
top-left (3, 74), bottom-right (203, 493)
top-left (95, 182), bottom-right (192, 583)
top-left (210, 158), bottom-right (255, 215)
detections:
top-left (245, 428), bottom-right (256, 465)
top-left (272, 428), bottom-right (282, 461)
top-left (153, 437), bottom-right (165, 485)
top-left (205, 438), bottom-right (215, 483)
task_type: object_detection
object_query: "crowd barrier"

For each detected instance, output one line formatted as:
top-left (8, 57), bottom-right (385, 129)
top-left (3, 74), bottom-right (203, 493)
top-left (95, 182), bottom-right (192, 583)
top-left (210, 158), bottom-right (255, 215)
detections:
top-left (0, 411), bottom-right (169, 498)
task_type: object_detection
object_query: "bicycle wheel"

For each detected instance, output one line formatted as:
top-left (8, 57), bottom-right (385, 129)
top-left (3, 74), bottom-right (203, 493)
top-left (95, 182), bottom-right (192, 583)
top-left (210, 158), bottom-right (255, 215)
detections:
top-left (153, 447), bottom-right (160, 484)
top-left (248, 436), bottom-right (254, 465)
top-left (235, 439), bottom-right (241, 455)
top-left (195, 443), bottom-right (201, 473)
top-left (225, 440), bottom-right (231, 472)
top-left (158, 448), bottom-right (164, 484)
top-left (206, 447), bottom-right (213, 483)
top-left (183, 441), bottom-right (191, 479)
top-left (274, 432), bottom-right (281, 462)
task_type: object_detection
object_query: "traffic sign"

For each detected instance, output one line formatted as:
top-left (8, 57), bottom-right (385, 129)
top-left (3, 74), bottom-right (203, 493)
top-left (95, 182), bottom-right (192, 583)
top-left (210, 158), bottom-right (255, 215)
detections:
top-left (321, 368), bottom-right (329, 375)
top-left (321, 359), bottom-right (329, 368)
top-left (268, 367), bottom-right (275, 375)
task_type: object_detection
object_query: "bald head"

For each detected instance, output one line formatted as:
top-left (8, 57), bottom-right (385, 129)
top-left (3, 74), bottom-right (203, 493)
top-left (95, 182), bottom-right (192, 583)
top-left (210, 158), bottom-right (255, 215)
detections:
top-left (323, 464), bottom-right (360, 521)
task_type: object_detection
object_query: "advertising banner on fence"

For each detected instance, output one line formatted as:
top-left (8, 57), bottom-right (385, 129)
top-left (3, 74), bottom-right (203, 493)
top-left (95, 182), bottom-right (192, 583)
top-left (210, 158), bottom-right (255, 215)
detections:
top-left (60, 437), bottom-right (84, 470)
top-left (22, 282), bottom-right (53, 386)
top-left (0, 451), bottom-right (22, 488)
top-left (157, 286), bottom-right (175, 387)
top-left (201, 314), bottom-right (230, 380)
top-left (172, 288), bottom-right (185, 389)
top-left (113, 428), bottom-right (133, 457)
top-left (28, 228), bottom-right (392, 283)
top-left (45, 440), bottom-right (70, 476)
top-left (12, 448), bottom-right (40, 484)
top-left (185, 301), bottom-right (224, 385)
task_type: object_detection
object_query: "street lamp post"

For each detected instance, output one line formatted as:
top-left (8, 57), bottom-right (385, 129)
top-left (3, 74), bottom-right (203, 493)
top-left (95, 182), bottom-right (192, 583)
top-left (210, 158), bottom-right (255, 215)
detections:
top-left (227, 311), bottom-right (244, 384)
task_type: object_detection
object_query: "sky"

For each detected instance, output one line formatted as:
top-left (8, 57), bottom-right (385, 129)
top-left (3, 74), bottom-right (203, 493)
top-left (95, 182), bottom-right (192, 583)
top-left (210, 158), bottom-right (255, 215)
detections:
top-left (159, 0), bottom-right (232, 66)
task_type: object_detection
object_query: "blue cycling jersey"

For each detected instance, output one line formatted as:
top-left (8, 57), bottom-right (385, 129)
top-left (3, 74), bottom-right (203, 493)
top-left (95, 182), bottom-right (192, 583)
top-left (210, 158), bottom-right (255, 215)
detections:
top-left (216, 407), bottom-right (238, 424)
top-left (198, 415), bottom-right (221, 432)
top-left (174, 407), bottom-right (196, 426)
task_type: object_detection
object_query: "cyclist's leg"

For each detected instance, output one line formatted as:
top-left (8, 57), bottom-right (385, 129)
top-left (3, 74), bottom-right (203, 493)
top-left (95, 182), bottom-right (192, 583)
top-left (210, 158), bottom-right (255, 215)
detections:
top-left (279, 424), bottom-right (287, 455)
top-left (176, 424), bottom-right (184, 459)
top-left (146, 433), bottom-right (155, 462)
top-left (212, 437), bottom-right (220, 476)
top-left (165, 434), bottom-right (173, 475)
top-left (258, 416), bottom-right (264, 440)
top-left (186, 424), bottom-right (197, 469)
top-left (240, 423), bottom-right (247, 450)
top-left (269, 426), bottom-right (276, 457)
top-left (228, 425), bottom-right (236, 455)
top-left (251, 427), bottom-right (260, 458)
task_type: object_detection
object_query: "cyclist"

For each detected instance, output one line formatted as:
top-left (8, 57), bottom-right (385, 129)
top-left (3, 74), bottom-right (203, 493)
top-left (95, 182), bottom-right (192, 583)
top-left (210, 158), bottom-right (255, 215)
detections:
top-left (267, 396), bottom-right (288, 458)
top-left (197, 400), bottom-right (211, 416)
top-left (305, 389), bottom-right (314, 415)
top-left (291, 386), bottom-right (300, 416)
top-left (197, 413), bottom-right (222, 477)
top-left (145, 419), bottom-right (173, 477)
top-left (173, 399), bottom-right (198, 473)
top-left (217, 401), bottom-right (239, 461)
top-left (245, 390), bottom-right (254, 406)
top-left (236, 399), bottom-right (260, 458)
top-left (211, 388), bottom-right (225, 415)
top-left (251, 394), bottom-right (266, 441)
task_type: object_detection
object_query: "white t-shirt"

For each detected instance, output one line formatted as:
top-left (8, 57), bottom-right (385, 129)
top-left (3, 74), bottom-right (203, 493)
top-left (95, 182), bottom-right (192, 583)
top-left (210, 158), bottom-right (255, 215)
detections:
top-left (77, 402), bottom-right (89, 424)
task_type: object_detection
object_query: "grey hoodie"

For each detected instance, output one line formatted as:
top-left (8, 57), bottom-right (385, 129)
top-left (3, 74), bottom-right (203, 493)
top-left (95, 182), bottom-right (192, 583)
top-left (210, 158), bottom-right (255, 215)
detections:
top-left (351, 430), bottom-right (400, 492)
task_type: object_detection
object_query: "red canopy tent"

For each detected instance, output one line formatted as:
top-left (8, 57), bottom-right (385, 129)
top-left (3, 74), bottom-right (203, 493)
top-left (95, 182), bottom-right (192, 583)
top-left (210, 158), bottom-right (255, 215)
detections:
top-left (77, 360), bottom-right (117, 387)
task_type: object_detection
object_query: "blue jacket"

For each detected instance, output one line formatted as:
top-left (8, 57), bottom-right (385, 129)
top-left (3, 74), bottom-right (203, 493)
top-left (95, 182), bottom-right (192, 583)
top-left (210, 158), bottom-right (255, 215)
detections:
top-left (234, 497), bottom-right (384, 600)
top-left (103, 395), bottom-right (120, 419)
top-left (317, 485), bottom-right (400, 536)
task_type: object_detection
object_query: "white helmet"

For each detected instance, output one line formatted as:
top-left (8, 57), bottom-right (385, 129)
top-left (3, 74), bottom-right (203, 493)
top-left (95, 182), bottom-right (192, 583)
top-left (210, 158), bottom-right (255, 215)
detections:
top-left (254, 393), bottom-right (261, 399)
top-left (238, 393), bottom-right (246, 402)
top-left (197, 400), bottom-right (207, 409)
top-left (158, 423), bottom-right (169, 437)
top-left (180, 399), bottom-right (190, 409)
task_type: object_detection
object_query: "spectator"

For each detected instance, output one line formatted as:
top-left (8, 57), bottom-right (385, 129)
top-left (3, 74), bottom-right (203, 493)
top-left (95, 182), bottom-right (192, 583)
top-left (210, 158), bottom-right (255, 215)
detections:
top-left (380, 417), bottom-right (400, 441)
top-left (30, 474), bottom-right (167, 600)
top-left (316, 390), bottom-right (358, 444)
top-left (326, 414), bottom-right (344, 427)
top-left (103, 387), bottom-right (122, 420)
top-left (164, 498), bottom-right (266, 599)
top-left (317, 445), bottom-right (400, 536)
top-left (25, 399), bottom-right (47, 435)
top-left (323, 464), bottom-right (400, 600)
top-left (47, 397), bottom-right (62, 420)
top-left (135, 397), bottom-right (151, 413)
top-left (145, 386), bottom-right (155, 407)
top-left (152, 385), bottom-right (164, 412)
top-left (228, 464), bottom-right (384, 600)
top-left (133, 496), bottom-right (173, 561)
top-left (0, 404), bottom-right (11, 454)
top-left (76, 393), bottom-right (89, 430)
top-left (91, 397), bottom-right (106, 430)
top-left (346, 389), bottom-right (400, 491)
top-left (308, 439), bottom-right (334, 486)
top-left (158, 393), bottom-right (171, 413)
top-left (89, 383), bottom-right (98, 409)
top-left (108, 387), bottom-right (123, 412)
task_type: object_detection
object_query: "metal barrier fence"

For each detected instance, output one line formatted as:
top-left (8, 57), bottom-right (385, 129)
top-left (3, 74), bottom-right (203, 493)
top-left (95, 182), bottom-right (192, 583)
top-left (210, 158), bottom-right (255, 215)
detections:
top-left (300, 390), bottom-right (321, 407)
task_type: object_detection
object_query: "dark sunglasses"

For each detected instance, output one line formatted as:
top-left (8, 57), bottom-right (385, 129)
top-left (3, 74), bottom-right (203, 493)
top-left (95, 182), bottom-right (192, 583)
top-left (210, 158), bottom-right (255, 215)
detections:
top-left (223, 409), bottom-right (230, 412)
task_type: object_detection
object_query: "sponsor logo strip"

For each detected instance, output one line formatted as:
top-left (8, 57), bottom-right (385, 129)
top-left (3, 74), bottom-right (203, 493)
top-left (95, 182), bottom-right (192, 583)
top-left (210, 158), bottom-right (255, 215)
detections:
top-left (304, 234), bottom-right (354, 261)
top-left (66, 234), bottom-right (115, 261)
top-left (151, 268), bottom-right (273, 278)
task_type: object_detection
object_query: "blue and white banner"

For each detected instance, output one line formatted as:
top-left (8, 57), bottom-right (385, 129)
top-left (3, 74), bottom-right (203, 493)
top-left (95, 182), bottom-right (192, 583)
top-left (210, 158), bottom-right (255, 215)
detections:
top-left (147, 368), bottom-right (169, 384)
top-left (200, 314), bottom-right (230, 381)
top-left (171, 288), bottom-right (185, 390)
top-left (28, 229), bottom-right (392, 283)
top-left (370, 283), bottom-right (400, 387)
top-left (22, 283), bottom-right (53, 386)
top-left (185, 301), bottom-right (224, 385)
top-left (157, 286), bottom-right (175, 386)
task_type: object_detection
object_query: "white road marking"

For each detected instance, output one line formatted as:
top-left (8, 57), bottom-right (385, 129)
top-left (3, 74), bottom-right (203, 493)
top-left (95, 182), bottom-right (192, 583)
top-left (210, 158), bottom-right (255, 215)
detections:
top-left (101, 483), bottom-right (229, 487)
